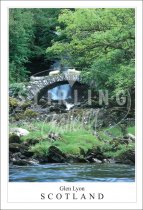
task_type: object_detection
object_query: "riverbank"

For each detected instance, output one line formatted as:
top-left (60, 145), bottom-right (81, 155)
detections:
top-left (9, 91), bottom-right (135, 166)
top-left (9, 119), bottom-right (135, 166)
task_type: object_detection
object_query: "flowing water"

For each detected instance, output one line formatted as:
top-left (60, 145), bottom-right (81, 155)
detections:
top-left (9, 163), bottom-right (135, 182)
top-left (48, 84), bottom-right (72, 101)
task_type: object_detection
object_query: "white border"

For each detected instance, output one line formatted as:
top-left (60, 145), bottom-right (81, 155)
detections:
top-left (1, 1), bottom-right (142, 210)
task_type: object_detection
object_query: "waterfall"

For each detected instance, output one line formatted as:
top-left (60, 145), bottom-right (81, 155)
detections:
top-left (48, 84), bottom-right (72, 100)
top-left (64, 101), bottom-right (74, 111)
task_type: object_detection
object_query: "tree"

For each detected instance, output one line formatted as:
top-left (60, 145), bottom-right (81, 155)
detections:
top-left (9, 9), bottom-right (34, 83)
top-left (9, 9), bottom-right (61, 82)
top-left (46, 9), bottom-right (135, 96)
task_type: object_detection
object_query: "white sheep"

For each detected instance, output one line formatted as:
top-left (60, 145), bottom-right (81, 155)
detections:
top-left (67, 69), bottom-right (81, 75)
top-left (49, 70), bottom-right (60, 76)
top-left (67, 68), bottom-right (76, 73)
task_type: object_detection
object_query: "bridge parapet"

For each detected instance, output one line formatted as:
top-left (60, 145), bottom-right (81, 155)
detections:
top-left (27, 71), bottom-right (82, 102)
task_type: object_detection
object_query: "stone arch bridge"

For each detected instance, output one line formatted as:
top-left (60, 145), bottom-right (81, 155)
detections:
top-left (27, 71), bottom-right (86, 103)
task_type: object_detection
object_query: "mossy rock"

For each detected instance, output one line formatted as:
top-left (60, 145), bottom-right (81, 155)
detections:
top-left (26, 139), bottom-right (40, 145)
top-left (9, 134), bottom-right (21, 143)
top-left (9, 97), bottom-right (19, 108)
top-left (14, 113), bottom-right (25, 121)
top-left (9, 143), bottom-right (21, 153)
top-left (48, 146), bottom-right (67, 163)
top-left (20, 101), bottom-right (32, 110)
top-left (22, 150), bottom-right (34, 157)
top-left (24, 109), bottom-right (38, 118)
top-left (116, 149), bottom-right (135, 164)
top-left (9, 143), bottom-right (28, 153)
top-left (12, 159), bottom-right (31, 166)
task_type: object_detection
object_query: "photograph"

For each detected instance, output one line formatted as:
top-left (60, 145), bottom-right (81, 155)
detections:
top-left (9, 8), bottom-right (135, 183)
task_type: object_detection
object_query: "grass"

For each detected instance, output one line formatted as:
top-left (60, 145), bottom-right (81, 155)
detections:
top-left (9, 120), bottom-right (100, 157)
top-left (9, 120), bottom-right (135, 158)
top-left (127, 126), bottom-right (135, 135)
top-left (30, 141), bottom-right (51, 157)
top-left (53, 130), bottom-right (102, 155)
top-left (103, 143), bottom-right (135, 158)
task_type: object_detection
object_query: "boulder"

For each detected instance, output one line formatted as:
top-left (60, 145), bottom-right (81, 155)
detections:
top-left (12, 158), bottom-right (39, 166)
top-left (92, 158), bottom-right (102, 163)
top-left (9, 143), bottom-right (21, 153)
top-left (10, 128), bottom-right (30, 137)
top-left (86, 147), bottom-right (105, 162)
top-left (25, 139), bottom-right (40, 145)
top-left (9, 143), bottom-right (28, 154)
top-left (22, 150), bottom-right (34, 158)
top-left (66, 155), bottom-right (88, 163)
top-left (117, 149), bottom-right (135, 164)
top-left (48, 146), bottom-right (67, 163)
top-left (9, 134), bottom-right (21, 143)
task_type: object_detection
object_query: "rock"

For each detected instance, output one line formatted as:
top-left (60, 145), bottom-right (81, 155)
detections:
top-left (49, 104), bottom-right (66, 113)
top-left (67, 155), bottom-right (88, 163)
top-left (12, 159), bottom-right (29, 166)
top-left (24, 109), bottom-right (38, 118)
top-left (107, 159), bottom-right (116, 164)
top-left (25, 139), bottom-right (40, 145)
top-left (9, 143), bottom-right (28, 154)
top-left (115, 149), bottom-right (135, 164)
top-left (102, 159), bottom-right (110, 163)
top-left (39, 98), bottom-right (47, 107)
top-left (86, 147), bottom-right (105, 162)
top-left (92, 158), bottom-right (102, 163)
top-left (9, 134), bottom-right (21, 143)
top-left (10, 128), bottom-right (30, 137)
top-left (9, 143), bottom-right (21, 153)
top-left (20, 101), bottom-right (32, 110)
top-left (9, 97), bottom-right (19, 108)
top-left (12, 158), bottom-right (39, 166)
top-left (9, 152), bottom-right (25, 160)
top-left (28, 159), bottom-right (39, 165)
top-left (48, 146), bottom-right (67, 163)
top-left (22, 150), bottom-right (34, 157)
top-left (48, 132), bottom-right (61, 142)
top-left (125, 133), bottom-right (135, 141)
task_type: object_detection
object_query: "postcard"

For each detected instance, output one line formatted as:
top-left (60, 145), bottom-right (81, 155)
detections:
top-left (0, 0), bottom-right (142, 210)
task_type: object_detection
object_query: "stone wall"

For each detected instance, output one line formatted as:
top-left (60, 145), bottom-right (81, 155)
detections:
top-left (26, 72), bottom-right (82, 103)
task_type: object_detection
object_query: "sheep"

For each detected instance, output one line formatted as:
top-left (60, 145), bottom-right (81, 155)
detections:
top-left (67, 69), bottom-right (81, 75)
top-left (49, 70), bottom-right (60, 76)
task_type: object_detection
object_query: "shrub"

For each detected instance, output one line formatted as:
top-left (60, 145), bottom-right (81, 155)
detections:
top-left (9, 83), bottom-right (28, 97)
top-left (30, 141), bottom-right (50, 158)
top-left (9, 97), bottom-right (19, 108)
top-left (20, 101), bottom-right (32, 110)
top-left (24, 109), bottom-right (38, 118)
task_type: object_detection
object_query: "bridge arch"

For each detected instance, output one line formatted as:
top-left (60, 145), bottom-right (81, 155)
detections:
top-left (27, 72), bottom-right (90, 104)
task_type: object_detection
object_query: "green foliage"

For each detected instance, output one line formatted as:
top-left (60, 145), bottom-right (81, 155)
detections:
top-left (14, 113), bottom-right (25, 121)
top-left (24, 109), bottom-right (38, 118)
top-left (127, 126), bottom-right (135, 135)
top-left (31, 9), bottom-right (61, 57)
top-left (9, 9), bottom-right (61, 83)
top-left (103, 143), bottom-right (135, 159)
top-left (20, 101), bottom-right (32, 110)
top-left (30, 141), bottom-right (51, 158)
top-left (9, 8), bottom-right (135, 100)
top-left (9, 83), bottom-right (28, 97)
top-left (9, 9), bottom-right (34, 83)
top-left (10, 120), bottom-right (135, 158)
top-left (9, 97), bottom-right (19, 108)
top-left (47, 8), bottom-right (135, 96)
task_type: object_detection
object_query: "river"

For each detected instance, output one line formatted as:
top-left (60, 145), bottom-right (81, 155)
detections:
top-left (9, 163), bottom-right (135, 182)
